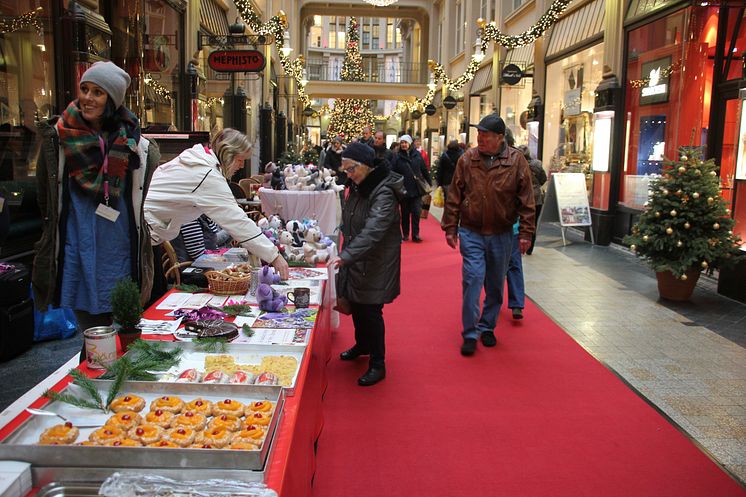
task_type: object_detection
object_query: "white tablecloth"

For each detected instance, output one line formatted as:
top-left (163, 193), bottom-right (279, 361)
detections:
top-left (259, 188), bottom-right (339, 235)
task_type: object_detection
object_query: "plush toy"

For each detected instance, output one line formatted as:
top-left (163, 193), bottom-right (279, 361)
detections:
top-left (256, 284), bottom-right (287, 312)
top-left (302, 226), bottom-right (330, 264)
top-left (271, 167), bottom-right (286, 190)
top-left (259, 265), bottom-right (282, 285)
top-left (268, 215), bottom-right (283, 230)
top-left (286, 219), bottom-right (306, 247)
top-left (278, 231), bottom-right (304, 262)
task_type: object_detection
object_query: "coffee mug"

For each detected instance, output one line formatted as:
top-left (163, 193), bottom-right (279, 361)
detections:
top-left (287, 287), bottom-right (311, 308)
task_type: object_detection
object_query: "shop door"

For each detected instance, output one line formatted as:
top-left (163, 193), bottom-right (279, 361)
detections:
top-left (714, 93), bottom-right (745, 243)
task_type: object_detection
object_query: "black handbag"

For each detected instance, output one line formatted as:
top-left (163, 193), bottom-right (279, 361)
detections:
top-left (415, 176), bottom-right (432, 195)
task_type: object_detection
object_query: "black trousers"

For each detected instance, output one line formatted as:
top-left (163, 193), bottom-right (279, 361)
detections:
top-left (400, 196), bottom-right (422, 239)
top-left (350, 302), bottom-right (385, 368)
top-left (528, 204), bottom-right (543, 254)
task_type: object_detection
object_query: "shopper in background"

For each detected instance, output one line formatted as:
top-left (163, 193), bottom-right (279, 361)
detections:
top-left (372, 130), bottom-right (394, 166)
top-left (32, 61), bottom-right (160, 333)
top-left (391, 134), bottom-right (431, 243)
top-left (413, 137), bottom-right (430, 169)
top-left (519, 145), bottom-right (547, 255)
top-left (441, 113), bottom-right (535, 356)
top-left (436, 139), bottom-right (462, 204)
top-left (328, 142), bottom-right (404, 386)
top-left (144, 128), bottom-right (289, 279)
top-left (359, 126), bottom-right (374, 147)
top-left (324, 136), bottom-right (346, 185)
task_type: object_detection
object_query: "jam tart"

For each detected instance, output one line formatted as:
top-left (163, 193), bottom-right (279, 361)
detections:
top-left (38, 422), bottom-right (79, 445)
top-left (110, 394), bottom-right (146, 413)
top-left (105, 411), bottom-right (142, 430)
top-left (128, 423), bottom-right (164, 444)
top-left (89, 426), bottom-right (125, 444)
top-left (213, 399), bottom-right (244, 417)
top-left (103, 438), bottom-right (141, 447)
top-left (208, 414), bottom-right (242, 432)
top-left (148, 440), bottom-right (180, 448)
top-left (149, 395), bottom-right (185, 414)
top-left (172, 411), bottom-right (208, 431)
top-left (195, 427), bottom-right (232, 448)
top-left (164, 427), bottom-right (197, 447)
top-left (185, 398), bottom-right (213, 417)
top-left (245, 401), bottom-right (273, 415)
top-left (144, 409), bottom-right (175, 428)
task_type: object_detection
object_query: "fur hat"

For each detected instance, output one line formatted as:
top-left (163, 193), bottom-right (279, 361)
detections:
top-left (80, 61), bottom-right (131, 109)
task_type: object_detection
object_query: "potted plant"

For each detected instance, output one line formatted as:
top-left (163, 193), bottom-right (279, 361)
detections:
top-left (110, 277), bottom-right (144, 350)
top-left (624, 148), bottom-right (742, 301)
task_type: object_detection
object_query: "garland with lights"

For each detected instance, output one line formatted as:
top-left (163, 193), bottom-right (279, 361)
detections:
top-left (233, 1), bottom-right (310, 108)
top-left (629, 62), bottom-right (680, 88)
top-left (481, 0), bottom-right (572, 49)
top-left (623, 148), bottom-right (742, 279)
top-left (0, 7), bottom-right (44, 36)
top-left (327, 17), bottom-right (374, 140)
top-left (144, 74), bottom-right (172, 102)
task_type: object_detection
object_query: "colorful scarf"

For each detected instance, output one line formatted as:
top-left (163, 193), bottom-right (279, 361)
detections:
top-left (57, 101), bottom-right (140, 201)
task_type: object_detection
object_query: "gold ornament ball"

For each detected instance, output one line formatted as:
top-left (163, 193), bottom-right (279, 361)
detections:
top-left (701, 261), bottom-right (708, 268)
top-left (476, 18), bottom-right (487, 28)
top-left (695, 169), bottom-right (702, 175)
top-left (684, 222), bottom-right (691, 229)
top-left (713, 223), bottom-right (720, 229)
top-left (692, 192), bottom-right (700, 199)
top-left (666, 227), bottom-right (674, 235)
top-left (681, 155), bottom-right (688, 161)
top-left (642, 235), bottom-right (649, 241)
top-left (680, 274), bottom-right (688, 281)
top-left (728, 230), bottom-right (733, 235)
top-left (630, 244), bottom-right (636, 251)
top-left (655, 211), bottom-right (661, 218)
top-left (676, 241), bottom-right (683, 247)
top-left (662, 189), bottom-right (669, 195)
top-left (709, 171), bottom-right (717, 176)
top-left (670, 209), bottom-right (677, 216)
top-left (707, 197), bottom-right (714, 204)
top-left (678, 166), bottom-right (686, 173)
top-left (726, 208), bottom-right (731, 215)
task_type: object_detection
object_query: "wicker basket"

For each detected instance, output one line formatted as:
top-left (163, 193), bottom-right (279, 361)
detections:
top-left (205, 270), bottom-right (251, 295)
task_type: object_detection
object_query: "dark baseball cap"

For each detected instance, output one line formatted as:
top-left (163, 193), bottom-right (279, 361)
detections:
top-left (470, 114), bottom-right (506, 135)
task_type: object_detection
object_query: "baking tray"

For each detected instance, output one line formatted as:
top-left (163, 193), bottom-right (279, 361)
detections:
top-left (117, 342), bottom-right (305, 396)
top-left (0, 381), bottom-right (284, 471)
top-left (34, 482), bottom-right (101, 497)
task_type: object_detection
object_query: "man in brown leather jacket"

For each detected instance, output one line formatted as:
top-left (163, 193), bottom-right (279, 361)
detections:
top-left (441, 113), bottom-right (535, 356)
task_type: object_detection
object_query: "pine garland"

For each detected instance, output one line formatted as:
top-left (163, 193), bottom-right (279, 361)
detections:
top-left (193, 337), bottom-right (229, 353)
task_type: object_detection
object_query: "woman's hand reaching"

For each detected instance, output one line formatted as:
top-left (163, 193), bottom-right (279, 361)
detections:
top-left (327, 256), bottom-right (344, 269)
top-left (270, 254), bottom-right (290, 280)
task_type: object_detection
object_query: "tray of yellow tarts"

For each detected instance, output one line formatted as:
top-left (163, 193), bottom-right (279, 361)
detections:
top-left (0, 381), bottom-right (284, 473)
top-left (113, 342), bottom-right (305, 396)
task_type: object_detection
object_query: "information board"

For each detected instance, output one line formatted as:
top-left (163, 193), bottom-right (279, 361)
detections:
top-left (538, 172), bottom-right (594, 245)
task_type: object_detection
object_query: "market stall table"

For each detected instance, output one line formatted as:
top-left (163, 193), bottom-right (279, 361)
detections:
top-left (0, 281), bottom-right (335, 497)
top-left (259, 188), bottom-right (338, 235)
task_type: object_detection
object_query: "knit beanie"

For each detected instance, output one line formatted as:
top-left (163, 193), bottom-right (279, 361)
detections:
top-left (80, 61), bottom-right (131, 109)
top-left (399, 134), bottom-right (413, 145)
top-left (341, 142), bottom-right (375, 167)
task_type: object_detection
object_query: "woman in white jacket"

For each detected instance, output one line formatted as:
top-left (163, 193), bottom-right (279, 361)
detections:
top-left (144, 128), bottom-right (289, 279)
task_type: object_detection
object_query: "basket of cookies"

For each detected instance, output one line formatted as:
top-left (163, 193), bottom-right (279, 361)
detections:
top-left (205, 263), bottom-right (252, 295)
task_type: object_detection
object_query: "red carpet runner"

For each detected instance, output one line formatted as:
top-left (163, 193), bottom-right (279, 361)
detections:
top-left (312, 216), bottom-right (744, 497)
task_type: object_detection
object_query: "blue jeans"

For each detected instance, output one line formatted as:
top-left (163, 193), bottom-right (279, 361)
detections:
top-left (458, 227), bottom-right (513, 339)
top-left (506, 234), bottom-right (525, 309)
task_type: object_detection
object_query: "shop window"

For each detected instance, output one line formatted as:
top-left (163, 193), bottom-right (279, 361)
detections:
top-left (544, 43), bottom-right (605, 198)
top-left (621, 7), bottom-right (716, 208)
top-left (500, 78), bottom-right (533, 149)
top-left (0, 1), bottom-right (55, 180)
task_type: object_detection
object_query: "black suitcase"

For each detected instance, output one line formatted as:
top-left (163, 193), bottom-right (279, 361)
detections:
top-left (0, 262), bottom-right (30, 306)
top-left (0, 298), bottom-right (34, 361)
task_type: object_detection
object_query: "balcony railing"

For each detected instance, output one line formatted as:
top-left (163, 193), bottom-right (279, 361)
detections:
top-left (305, 58), bottom-right (426, 84)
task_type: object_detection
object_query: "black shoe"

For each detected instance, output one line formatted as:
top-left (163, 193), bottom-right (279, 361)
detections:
top-left (512, 308), bottom-right (524, 320)
top-left (461, 338), bottom-right (477, 356)
top-left (340, 347), bottom-right (369, 361)
top-left (358, 367), bottom-right (386, 386)
top-left (402, 236), bottom-right (409, 242)
top-left (412, 236), bottom-right (423, 243)
top-left (481, 331), bottom-right (497, 347)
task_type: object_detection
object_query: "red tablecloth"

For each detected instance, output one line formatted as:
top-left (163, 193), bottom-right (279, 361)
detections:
top-left (2, 286), bottom-right (333, 497)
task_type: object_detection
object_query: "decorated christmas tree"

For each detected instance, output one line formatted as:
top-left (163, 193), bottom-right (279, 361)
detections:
top-left (624, 148), bottom-right (742, 280)
top-left (327, 17), bottom-right (373, 141)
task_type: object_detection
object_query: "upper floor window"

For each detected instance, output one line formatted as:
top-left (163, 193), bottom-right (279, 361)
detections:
top-left (455, 1), bottom-right (465, 56)
top-left (480, 0), bottom-right (495, 22)
top-left (502, 0), bottom-right (527, 19)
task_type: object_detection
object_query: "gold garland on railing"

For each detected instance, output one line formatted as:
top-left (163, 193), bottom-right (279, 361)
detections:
top-left (628, 62), bottom-right (680, 88)
top-left (233, 1), bottom-right (310, 108)
top-left (0, 7), bottom-right (44, 36)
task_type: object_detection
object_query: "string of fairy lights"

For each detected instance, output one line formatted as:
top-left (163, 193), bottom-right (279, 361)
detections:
top-left (143, 73), bottom-right (172, 102)
top-left (0, 7), bottom-right (44, 36)
top-left (628, 62), bottom-right (680, 88)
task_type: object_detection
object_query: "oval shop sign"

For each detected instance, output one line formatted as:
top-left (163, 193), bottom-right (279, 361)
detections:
top-left (208, 50), bottom-right (266, 73)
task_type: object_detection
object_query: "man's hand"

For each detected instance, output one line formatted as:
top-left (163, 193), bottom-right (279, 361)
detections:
top-left (270, 254), bottom-right (290, 280)
top-left (519, 238), bottom-right (531, 255)
top-left (327, 256), bottom-right (344, 269)
top-left (446, 233), bottom-right (459, 249)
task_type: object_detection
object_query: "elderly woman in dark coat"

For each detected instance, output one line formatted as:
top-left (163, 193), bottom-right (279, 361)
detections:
top-left (327, 142), bottom-right (404, 386)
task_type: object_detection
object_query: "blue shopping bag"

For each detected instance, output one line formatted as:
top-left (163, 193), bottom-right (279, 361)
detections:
top-left (33, 305), bottom-right (78, 342)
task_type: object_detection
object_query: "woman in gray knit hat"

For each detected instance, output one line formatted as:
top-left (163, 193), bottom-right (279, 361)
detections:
top-left (32, 60), bottom-right (161, 341)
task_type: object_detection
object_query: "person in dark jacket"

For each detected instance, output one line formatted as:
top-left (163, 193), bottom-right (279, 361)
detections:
top-left (436, 140), bottom-right (462, 203)
top-left (372, 130), bottom-right (394, 167)
top-left (328, 142), bottom-right (404, 386)
top-left (324, 136), bottom-right (346, 184)
top-left (358, 126), bottom-right (375, 147)
top-left (519, 145), bottom-right (547, 254)
top-left (390, 134), bottom-right (431, 242)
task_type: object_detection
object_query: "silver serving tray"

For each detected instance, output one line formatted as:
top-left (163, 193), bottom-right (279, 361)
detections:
top-left (34, 482), bottom-right (101, 497)
top-left (115, 342), bottom-right (305, 396)
top-left (0, 382), bottom-right (284, 472)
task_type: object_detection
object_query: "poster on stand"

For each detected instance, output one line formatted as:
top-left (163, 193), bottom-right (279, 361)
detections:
top-left (540, 173), bottom-right (592, 227)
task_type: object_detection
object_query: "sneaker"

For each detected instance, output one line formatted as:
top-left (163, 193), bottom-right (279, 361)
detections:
top-left (512, 308), bottom-right (524, 320)
top-left (480, 331), bottom-right (497, 347)
top-left (460, 338), bottom-right (477, 356)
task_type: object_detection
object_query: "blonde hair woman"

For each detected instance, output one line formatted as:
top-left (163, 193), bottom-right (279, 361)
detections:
top-left (144, 128), bottom-right (289, 279)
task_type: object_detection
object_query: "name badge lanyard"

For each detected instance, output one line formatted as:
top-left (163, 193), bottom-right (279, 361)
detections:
top-left (98, 135), bottom-right (110, 207)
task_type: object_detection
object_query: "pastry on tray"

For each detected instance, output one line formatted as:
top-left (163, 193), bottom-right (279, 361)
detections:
top-left (38, 422), bottom-right (79, 445)
top-left (103, 438), bottom-right (141, 447)
top-left (144, 409), bottom-right (175, 428)
top-left (245, 400), bottom-right (273, 415)
top-left (233, 425), bottom-right (264, 446)
top-left (148, 440), bottom-right (179, 448)
top-left (195, 427), bottom-right (232, 448)
top-left (213, 399), bottom-right (244, 417)
top-left (89, 426), bottom-right (125, 444)
top-left (128, 423), bottom-right (164, 444)
top-left (185, 398), bottom-right (213, 417)
top-left (149, 395), bottom-right (185, 413)
top-left (164, 427), bottom-right (197, 447)
top-left (110, 394), bottom-right (146, 413)
top-left (245, 412), bottom-right (271, 426)
top-left (227, 440), bottom-right (260, 450)
top-left (208, 414), bottom-right (242, 432)
top-left (172, 411), bottom-right (208, 431)
top-left (191, 442), bottom-right (216, 449)
top-left (105, 411), bottom-right (142, 430)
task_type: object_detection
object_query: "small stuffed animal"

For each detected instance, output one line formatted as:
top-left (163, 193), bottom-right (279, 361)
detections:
top-left (278, 231), bottom-right (304, 262)
top-left (271, 167), bottom-right (286, 190)
top-left (259, 265), bottom-right (282, 285)
top-left (256, 283), bottom-right (287, 312)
